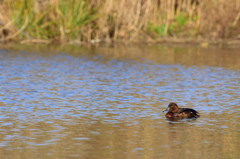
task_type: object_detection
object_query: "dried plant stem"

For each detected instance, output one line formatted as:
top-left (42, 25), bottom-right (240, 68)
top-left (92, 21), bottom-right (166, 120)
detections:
top-left (0, 17), bottom-right (28, 42)
top-left (232, 10), bottom-right (240, 27)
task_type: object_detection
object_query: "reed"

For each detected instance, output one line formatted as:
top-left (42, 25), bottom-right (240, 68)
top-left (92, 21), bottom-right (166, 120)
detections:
top-left (1, 0), bottom-right (96, 43)
top-left (0, 0), bottom-right (239, 43)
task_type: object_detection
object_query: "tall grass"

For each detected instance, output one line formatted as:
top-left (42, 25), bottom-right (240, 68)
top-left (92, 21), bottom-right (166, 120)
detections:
top-left (1, 0), bottom-right (96, 43)
top-left (0, 0), bottom-right (240, 43)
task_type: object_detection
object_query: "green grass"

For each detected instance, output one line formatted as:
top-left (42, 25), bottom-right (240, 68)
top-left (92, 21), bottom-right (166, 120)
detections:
top-left (169, 12), bottom-right (189, 35)
top-left (8, 0), bottom-right (96, 41)
top-left (146, 12), bottom-right (190, 37)
top-left (146, 22), bottom-right (166, 37)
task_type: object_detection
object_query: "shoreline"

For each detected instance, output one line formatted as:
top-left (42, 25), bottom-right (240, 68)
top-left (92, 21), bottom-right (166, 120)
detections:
top-left (1, 37), bottom-right (240, 49)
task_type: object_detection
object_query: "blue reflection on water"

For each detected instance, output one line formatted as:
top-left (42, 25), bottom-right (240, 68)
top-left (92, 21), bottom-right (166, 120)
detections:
top-left (0, 50), bottom-right (239, 123)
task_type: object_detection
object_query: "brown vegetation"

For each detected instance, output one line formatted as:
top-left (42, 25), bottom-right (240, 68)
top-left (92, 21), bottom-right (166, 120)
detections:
top-left (0, 0), bottom-right (240, 44)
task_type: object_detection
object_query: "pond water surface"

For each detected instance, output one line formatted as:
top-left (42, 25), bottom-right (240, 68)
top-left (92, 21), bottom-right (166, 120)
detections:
top-left (0, 44), bottom-right (239, 159)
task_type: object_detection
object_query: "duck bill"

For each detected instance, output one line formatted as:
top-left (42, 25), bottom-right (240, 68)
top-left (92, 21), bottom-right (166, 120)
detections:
top-left (162, 107), bottom-right (169, 113)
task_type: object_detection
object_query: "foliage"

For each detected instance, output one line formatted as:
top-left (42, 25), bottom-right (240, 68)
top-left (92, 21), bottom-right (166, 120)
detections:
top-left (6, 0), bottom-right (96, 42)
top-left (0, 0), bottom-right (239, 43)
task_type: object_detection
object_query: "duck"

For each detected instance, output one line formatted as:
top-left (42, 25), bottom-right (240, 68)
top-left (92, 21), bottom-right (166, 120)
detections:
top-left (163, 102), bottom-right (200, 118)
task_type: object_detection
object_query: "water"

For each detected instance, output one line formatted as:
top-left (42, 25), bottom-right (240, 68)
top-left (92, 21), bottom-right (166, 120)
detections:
top-left (0, 44), bottom-right (239, 158)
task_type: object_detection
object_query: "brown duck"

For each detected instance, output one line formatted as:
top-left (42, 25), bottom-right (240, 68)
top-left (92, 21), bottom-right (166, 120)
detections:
top-left (163, 102), bottom-right (200, 118)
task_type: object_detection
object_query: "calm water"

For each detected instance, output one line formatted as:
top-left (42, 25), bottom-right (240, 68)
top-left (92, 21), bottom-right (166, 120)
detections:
top-left (0, 44), bottom-right (239, 159)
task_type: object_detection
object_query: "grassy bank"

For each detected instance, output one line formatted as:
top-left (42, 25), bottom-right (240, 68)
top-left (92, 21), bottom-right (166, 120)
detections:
top-left (0, 0), bottom-right (240, 44)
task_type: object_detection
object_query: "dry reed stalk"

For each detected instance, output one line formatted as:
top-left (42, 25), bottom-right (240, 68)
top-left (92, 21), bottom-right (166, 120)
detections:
top-left (97, 0), bottom-right (113, 42)
top-left (127, 0), bottom-right (152, 42)
top-left (113, 0), bottom-right (125, 40)
top-left (232, 11), bottom-right (240, 27)
top-left (163, 0), bottom-right (172, 36)
top-left (198, 0), bottom-right (240, 39)
top-left (49, 0), bottom-right (59, 6)
top-left (0, 16), bottom-right (28, 42)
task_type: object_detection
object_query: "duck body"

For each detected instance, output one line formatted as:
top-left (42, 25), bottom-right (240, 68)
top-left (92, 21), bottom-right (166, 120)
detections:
top-left (163, 102), bottom-right (200, 118)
